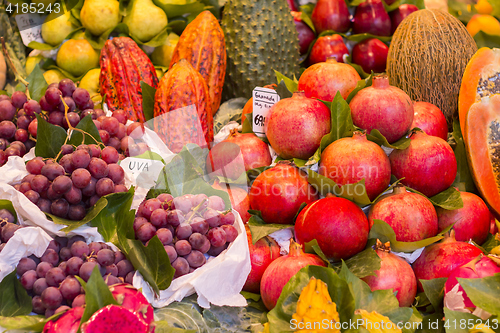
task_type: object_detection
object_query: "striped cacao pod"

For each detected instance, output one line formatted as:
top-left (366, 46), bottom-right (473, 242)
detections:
top-left (100, 37), bottom-right (158, 123)
top-left (153, 59), bottom-right (214, 153)
top-left (169, 11), bottom-right (226, 117)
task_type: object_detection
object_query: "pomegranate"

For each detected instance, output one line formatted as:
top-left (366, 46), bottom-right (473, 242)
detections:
top-left (368, 184), bottom-right (438, 241)
top-left (260, 240), bottom-right (326, 310)
top-left (241, 84), bottom-right (277, 125)
top-left (249, 163), bottom-right (319, 224)
top-left (412, 231), bottom-right (483, 289)
top-left (319, 132), bottom-right (391, 201)
top-left (295, 196), bottom-right (370, 261)
top-left (389, 130), bottom-right (457, 197)
top-left (390, 4), bottom-right (419, 34)
top-left (207, 130), bottom-right (271, 174)
top-left (309, 35), bottom-right (349, 65)
top-left (298, 58), bottom-right (361, 101)
top-left (349, 75), bottom-right (413, 143)
top-left (444, 255), bottom-right (500, 309)
top-left (291, 11), bottom-right (316, 55)
top-left (311, 0), bottom-right (351, 34)
top-left (491, 213), bottom-right (498, 234)
top-left (212, 181), bottom-right (251, 223)
top-left (353, 0), bottom-right (391, 36)
top-left (265, 91), bottom-right (331, 160)
top-left (361, 240), bottom-right (417, 307)
top-left (410, 102), bottom-right (448, 141)
top-left (243, 226), bottom-right (281, 293)
top-left (351, 38), bottom-right (389, 74)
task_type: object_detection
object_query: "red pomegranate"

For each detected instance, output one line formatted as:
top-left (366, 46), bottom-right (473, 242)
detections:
top-left (309, 35), bottom-right (349, 65)
top-left (243, 226), bottom-right (281, 293)
top-left (212, 181), bottom-right (251, 223)
top-left (361, 240), bottom-right (417, 307)
top-left (349, 75), bottom-right (413, 143)
top-left (390, 4), bottom-right (419, 34)
top-left (444, 255), bottom-right (500, 309)
top-left (410, 102), bottom-right (448, 141)
top-left (298, 58), bottom-right (361, 101)
top-left (265, 91), bottom-right (331, 160)
top-left (311, 0), bottom-right (351, 34)
top-left (295, 196), bottom-right (369, 261)
top-left (353, 0), bottom-right (391, 36)
top-left (389, 130), bottom-right (457, 197)
top-left (437, 191), bottom-right (490, 245)
top-left (351, 38), bottom-right (389, 74)
top-left (412, 231), bottom-right (483, 290)
top-left (249, 163), bottom-right (319, 224)
top-left (319, 132), bottom-right (391, 201)
top-left (291, 11), bottom-right (316, 55)
top-left (369, 185), bottom-right (438, 241)
top-left (260, 240), bottom-right (326, 310)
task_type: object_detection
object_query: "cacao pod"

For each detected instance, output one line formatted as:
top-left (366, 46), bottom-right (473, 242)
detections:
top-left (153, 59), bottom-right (214, 153)
top-left (170, 11), bottom-right (226, 117)
top-left (100, 37), bottom-right (158, 123)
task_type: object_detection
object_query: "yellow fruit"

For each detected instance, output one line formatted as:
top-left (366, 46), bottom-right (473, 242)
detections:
top-left (467, 15), bottom-right (500, 37)
top-left (123, 0), bottom-right (168, 42)
top-left (43, 69), bottom-right (66, 85)
top-left (56, 39), bottom-right (99, 77)
top-left (41, 11), bottom-right (76, 46)
top-left (26, 55), bottom-right (45, 75)
top-left (470, 323), bottom-right (495, 333)
top-left (151, 33), bottom-right (179, 67)
top-left (80, 0), bottom-right (122, 36)
top-left (355, 309), bottom-right (402, 333)
top-left (291, 277), bottom-right (340, 333)
top-left (155, 68), bottom-right (164, 80)
top-left (79, 68), bottom-right (102, 105)
top-left (475, 0), bottom-right (493, 15)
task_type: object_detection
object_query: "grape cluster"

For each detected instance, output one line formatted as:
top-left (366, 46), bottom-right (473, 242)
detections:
top-left (18, 144), bottom-right (128, 220)
top-left (0, 209), bottom-right (21, 252)
top-left (17, 236), bottom-right (135, 317)
top-left (135, 194), bottom-right (238, 278)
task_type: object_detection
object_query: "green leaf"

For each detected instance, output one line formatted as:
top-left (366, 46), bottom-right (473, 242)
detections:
top-left (458, 274), bottom-right (500, 316)
top-left (141, 81), bottom-right (157, 122)
top-left (34, 113), bottom-right (68, 159)
top-left (274, 70), bottom-right (298, 94)
top-left (202, 303), bottom-right (267, 332)
top-left (153, 0), bottom-right (206, 19)
top-left (154, 321), bottom-right (197, 333)
top-left (367, 129), bottom-right (411, 149)
top-left (0, 315), bottom-right (46, 332)
top-left (420, 277), bottom-right (447, 312)
top-left (84, 23), bottom-right (129, 49)
top-left (331, 243), bottom-right (381, 278)
top-left (346, 74), bottom-right (373, 104)
top-left (483, 233), bottom-right (500, 253)
top-left (443, 308), bottom-right (484, 333)
top-left (155, 302), bottom-right (211, 331)
top-left (0, 5), bottom-right (27, 83)
top-left (0, 271), bottom-right (32, 317)
top-left (345, 33), bottom-right (392, 43)
top-left (80, 266), bottom-right (118, 323)
top-left (451, 119), bottom-right (476, 193)
top-left (345, 55), bottom-right (371, 79)
top-left (213, 97), bottom-right (247, 134)
top-left (27, 41), bottom-right (59, 51)
top-left (68, 115), bottom-right (103, 147)
top-left (267, 265), bottom-right (356, 333)
top-left (275, 80), bottom-right (294, 100)
top-left (26, 64), bottom-right (49, 102)
top-left (304, 239), bottom-right (330, 265)
top-left (0, 199), bottom-right (17, 223)
top-left (300, 11), bottom-right (316, 33)
top-left (247, 213), bottom-right (293, 245)
top-left (368, 219), bottom-right (445, 253)
top-left (241, 111), bottom-right (253, 134)
top-left (406, 186), bottom-right (464, 210)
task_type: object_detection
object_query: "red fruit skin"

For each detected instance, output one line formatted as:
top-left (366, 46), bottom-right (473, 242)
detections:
top-left (389, 131), bottom-right (457, 197)
top-left (390, 4), bottom-right (419, 34)
top-left (349, 76), bottom-right (413, 143)
top-left (298, 58), bottom-right (361, 101)
top-left (109, 284), bottom-right (154, 325)
top-left (212, 181), bottom-right (251, 223)
top-left (361, 249), bottom-right (417, 307)
top-left (43, 307), bottom-right (84, 333)
top-left (491, 213), bottom-right (498, 234)
top-left (225, 133), bottom-right (272, 170)
top-left (412, 235), bottom-right (483, 290)
top-left (369, 186), bottom-right (438, 241)
top-left (311, 0), bottom-right (351, 34)
top-left (351, 38), bottom-right (389, 74)
top-left (292, 12), bottom-right (316, 55)
top-left (410, 102), bottom-right (448, 141)
top-left (319, 133), bottom-right (391, 201)
top-left (295, 197), bottom-right (369, 261)
top-left (353, 0), bottom-right (391, 36)
top-left (260, 243), bottom-right (326, 310)
top-left (249, 164), bottom-right (319, 224)
top-left (80, 305), bottom-right (150, 333)
top-left (437, 192), bottom-right (490, 245)
top-left (265, 92), bottom-right (331, 160)
top-left (286, 0), bottom-right (299, 11)
top-left (243, 227), bottom-right (281, 293)
top-left (309, 35), bottom-right (350, 65)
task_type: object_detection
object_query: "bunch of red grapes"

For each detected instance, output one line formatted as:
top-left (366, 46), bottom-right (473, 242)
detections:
top-left (18, 143), bottom-right (128, 220)
top-left (0, 209), bottom-right (21, 252)
top-left (17, 236), bottom-right (135, 317)
top-left (135, 193), bottom-right (239, 278)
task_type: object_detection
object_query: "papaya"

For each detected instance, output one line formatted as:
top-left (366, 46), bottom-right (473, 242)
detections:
top-left (464, 94), bottom-right (500, 220)
top-left (459, 47), bottom-right (500, 136)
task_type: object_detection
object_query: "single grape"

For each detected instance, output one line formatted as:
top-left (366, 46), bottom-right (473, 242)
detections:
top-left (105, 264), bottom-right (118, 276)
top-left (136, 222), bottom-right (156, 243)
top-left (156, 228), bottom-right (173, 245)
top-left (32, 296), bottom-right (46, 314)
top-left (88, 157), bottom-right (109, 179)
top-left (0, 120), bottom-right (16, 139)
top-left (39, 96), bottom-right (52, 112)
top-left (71, 149), bottom-right (90, 169)
top-left (0, 100), bottom-right (16, 121)
top-left (0, 95), bottom-right (9, 102)
top-left (71, 294), bottom-right (85, 308)
top-left (99, 130), bottom-right (110, 144)
top-left (88, 144), bottom-right (101, 158)
top-left (120, 136), bottom-right (133, 153)
top-left (65, 256), bottom-right (83, 276)
top-left (101, 146), bottom-right (119, 164)
top-left (59, 154), bottom-right (74, 174)
top-left (128, 143), bottom-right (141, 157)
top-left (96, 249), bottom-right (115, 267)
top-left (172, 257), bottom-right (190, 278)
top-left (88, 242), bottom-right (102, 254)
top-left (41, 248), bottom-right (59, 266)
top-left (203, 209), bottom-right (221, 228)
top-left (70, 241), bottom-right (89, 259)
top-left (185, 250), bottom-right (206, 268)
top-left (0, 209), bottom-right (15, 223)
top-left (81, 109), bottom-right (97, 120)
top-left (68, 235), bottom-right (85, 247)
top-left (63, 97), bottom-right (76, 113)
top-left (190, 218), bottom-right (209, 235)
top-left (208, 196), bottom-right (225, 211)
top-left (93, 119), bottom-right (101, 130)
top-left (58, 261), bottom-right (67, 273)
top-left (112, 110), bottom-right (127, 125)
top-left (68, 204), bottom-right (86, 221)
top-left (124, 271), bottom-right (134, 284)
top-left (58, 79), bottom-right (76, 97)
top-left (127, 122), bottom-right (145, 139)
top-left (80, 99), bottom-right (94, 110)
top-left (116, 259), bottom-right (134, 277)
top-left (1, 223), bottom-right (20, 242)
top-left (157, 193), bottom-right (174, 209)
top-left (89, 195), bottom-right (100, 206)
top-left (41, 163), bottom-right (65, 181)
top-left (116, 124), bottom-right (126, 140)
top-left (82, 177), bottom-right (97, 197)
top-left (114, 251), bottom-right (126, 264)
top-left (101, 117), bottom-right (120, 137)
top-left (5, 146), bottom-right (20, 157)
top-left (222, 225), bottom-right (238, 243)
top-left (220, 212), bottom-right (235, 226)
top-left (114, 184), bottom-right (127, 193)
top-left (64, 185), bottom-right (82, 205)
top-left (176, 223), bottom-right (192, 240)
top-left (14, 129), bottom-right (28, 142)
top-left (47, 240), bottom-right (60, 252)
top-left (79, 261), bottom-right (101, 282)
top-left (46, 185), bottom-right (62, 201)
top-left (133, 217), bottom-right (148, 233)
top-left (11, 91), bottom-right (27, 109)
top-left (36, 262), bottom-right (54, 278)
top-left (41, 286), bottom-right (63, 310)
top-left (48, 111), bottom-right (64, 126)
top-left (72, 88), bottom-right (90, 109)
top-left (17, 257), bottom-right (37, 276)
top-left (140, 199), bottom-right (162, 220)
top-left (207, 243), bottom-right (228, 257)
top-left (188, 233), bottom-right (207, 251)
top-left (59, 276), bottom-right (81, 300)
top-left (150, 209), bottom-right (167, 228)
top-left (55, 305), bottom-right (71, 315)
top-left (60, 247), bottom-right (72, 261)
top-left (94, 108), bottom-right (105, 118)
top-left (175, 240), bottom-right (191, 256)
top-left (45, 87), bottom-right (63, 106)
top-left (33, 278), bottom-right (48, 295)
top-left (11, 141), bottom-right (26, 155)
top-left (172, 195), bottom-right (194, 214)
top-left (60, 144), bottom-right (74, 155)
top-left (191, 194), bottom-right (208, 209)
top-left (69, 169), bottom-right (91, 190)
top-left (16, 115), bottom-right (31, 130)
top-left (52, 175), bottom-right (72, 195)
top-left (45, 267), bottom-right (66, 287)
top-left (51, 198), bottom-right (69, 218)
top-left (207, 227), bottom-right (226, 248)
top-left (108, 137), bottom-right (124, 151)
top-left (104, 274), bottom-right (121, 286)
top-left (96, 178), bottom-right (114, 197)
top-left (62, 112), bottom-right (80, 129)
top-left (164, 245), bottom-right (177, 263)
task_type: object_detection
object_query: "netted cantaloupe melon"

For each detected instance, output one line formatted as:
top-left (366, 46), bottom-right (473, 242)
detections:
top-left (387, 9), bottom-right (477, 126)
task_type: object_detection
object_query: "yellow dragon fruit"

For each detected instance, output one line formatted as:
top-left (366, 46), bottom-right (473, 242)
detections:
top-left (355, 309), bottom-right (402, 333)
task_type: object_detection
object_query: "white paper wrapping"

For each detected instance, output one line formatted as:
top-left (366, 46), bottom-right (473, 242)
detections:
top-left (133, 209), bottom-right (251, 309)
top-left (268, 228), bottom-right (293, 255)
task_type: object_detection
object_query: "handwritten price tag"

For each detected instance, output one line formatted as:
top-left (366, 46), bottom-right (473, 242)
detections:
top-left (15, 14), bottom-right (45, 46)
top-left (119, 157), bottom-right (164, 189)
top-left (252, 87), bottom-right (280, 137)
